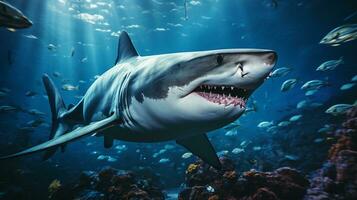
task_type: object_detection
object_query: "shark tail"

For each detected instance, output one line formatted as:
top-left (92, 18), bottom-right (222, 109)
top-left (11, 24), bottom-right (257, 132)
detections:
top-left (42, 74), bottom-right (69, 160)
top-left (0, 74), bottom-right (119, 161)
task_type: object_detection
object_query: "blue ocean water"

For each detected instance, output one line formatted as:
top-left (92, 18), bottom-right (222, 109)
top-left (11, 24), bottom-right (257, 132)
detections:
top-left (0, 0), bottom-right (356, 199)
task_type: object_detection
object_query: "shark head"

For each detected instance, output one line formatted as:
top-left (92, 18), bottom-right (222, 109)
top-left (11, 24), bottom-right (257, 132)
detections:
top-left (0, 1), bottom-right (32, 29)
top-left (118, 32), bottom-right (277, 136)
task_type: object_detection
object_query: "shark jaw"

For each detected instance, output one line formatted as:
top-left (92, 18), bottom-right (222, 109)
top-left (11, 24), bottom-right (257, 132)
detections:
top-left (192, 85), bottom-right (251, 108)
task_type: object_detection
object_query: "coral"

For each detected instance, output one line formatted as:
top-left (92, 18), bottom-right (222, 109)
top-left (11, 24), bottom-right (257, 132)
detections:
top-left (48, 167), bottom-right (164, 200)
top-left (223, 170), bottom-right (237, 183)
top-left (304, 107), bottom-right (357, 200)
top-left (48, 179), bottom-right (62, 198)
top-left (328, 135), bottom-right (353, 161)
top-left (186, 163), bottom-right (199, 174)
top-left (207, 194), bottom-right (220, 200)
top-left (179, 158), bottom-right (309, 200)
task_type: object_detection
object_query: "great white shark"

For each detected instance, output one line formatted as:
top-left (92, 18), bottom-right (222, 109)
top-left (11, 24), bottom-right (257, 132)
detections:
top-left (0, 31), bottom-right (277, 169)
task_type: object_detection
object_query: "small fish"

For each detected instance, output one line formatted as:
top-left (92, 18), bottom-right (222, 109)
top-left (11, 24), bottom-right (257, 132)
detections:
top-left (23, 34), bottom-right (38, 40)
top-left (301, 80), bottom-right (329, 91)
top-left (0, 105), bottom-right (18, 112)
top-left (351, 75), bottom-right (357, 82)
top-left (80, 57), bottom-right (88, 63)
top-left (97, 155), bottom-right (107, 160)
top-left (318, 124), bottom-right (334, 133)
top-left (7, 28), bottom-right (16, 32)
top-left (48, 44), bottom-right (57, 51)
top-left (107, 156), bottom-right (117, 162)
top-left (281, 79), bottom-right (297, 92)
top-left (270, 67), bottom-right (292, 78)
top-left (53, 72), bottom-right (61, 78)
top-left (316, 57), bottom-right (343, 71)
top-left (284, 154), bottom-right (299, 161)
top-left (206, 185), bottom-right (215, 193)
top-left (278, 121), bottom-right (291, 127)
top-left (232, 148), bottom-right (244, 154)
top-left (115, 144), bottom-right (127, 151)
top-left (320, 24), bottom-right (357, 46)
top-left (25, 91), bottom-right (37, 97)
top-left (289, 114), bottom-right (302, 122)
top-left (314, 138), bottom-right (324, 143)
top-left (217, 150), bottom-right (229, 156)
top-left (305, 89), bottom-right (318, 96)
top-left (297, 100), bottom-right (323, 109)
top-left (240, 140), bottom-right (250, 148)
top-left (253, 146), bottom-right (262, 151)
top-left (225, 130), bottom-right (238, 136)
top-left (257, 121), bottom-right (274, 128)
top-left (62, 84), bottom-right (79, 91)
top-left (78, 80), bottom-right (86, 84)
top-left (325, 102), bottom-right (357, 116)
top-left (340, 83), bottom-right (355, 90)
top-left (224, 121), bottom-right (240, 135)
top-left (159, 158), bottom-right (170, 163)
top-left (26, 118), bottom-right (45, 127)
top-left (182, 152), bottom-right (193, 159)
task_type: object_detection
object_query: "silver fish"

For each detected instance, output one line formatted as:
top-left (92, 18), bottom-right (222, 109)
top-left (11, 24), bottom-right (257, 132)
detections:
top-left (301, 80), bottom-right (329, 91)
top-left (325, 102), bottom-right (356, 116)
top-left (281, 79), bottom-right (297, 92)
top-left (62, 84), bottom-right (79, 91)
top-left (316, 57), bottom-right (343, 71)
top-left (320, 24), bottom-right (357, 46)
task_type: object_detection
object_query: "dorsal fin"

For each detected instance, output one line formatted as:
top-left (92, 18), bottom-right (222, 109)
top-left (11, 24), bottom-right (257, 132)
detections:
top-left (115, 31), bottom-right (139, 64)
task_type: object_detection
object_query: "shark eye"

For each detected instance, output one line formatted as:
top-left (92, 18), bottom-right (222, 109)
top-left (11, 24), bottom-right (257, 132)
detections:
top-left (216, 55), bottom-right (223, 65)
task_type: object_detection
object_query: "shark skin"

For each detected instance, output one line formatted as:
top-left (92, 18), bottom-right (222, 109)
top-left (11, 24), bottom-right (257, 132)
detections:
top-left (0, 31), bottom-right (277, 169)
top-left (0, 1), bottom-right (32, 29)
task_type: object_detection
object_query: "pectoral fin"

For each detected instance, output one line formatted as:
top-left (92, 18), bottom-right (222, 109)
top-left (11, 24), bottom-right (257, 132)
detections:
top-left (176, 134), bottom-right (221, 169)
top-left (0, 114), bottom-right (120, 160)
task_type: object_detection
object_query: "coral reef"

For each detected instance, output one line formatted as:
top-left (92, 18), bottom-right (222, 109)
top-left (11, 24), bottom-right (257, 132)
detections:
top-left (48, 167), bottom-right (164, 200)
top-left (304, 107), bottom-right (357, 200)
top-left (179, 157), bottom-right (309, 200)
top-left (179, 108), bottom-right (357, 200)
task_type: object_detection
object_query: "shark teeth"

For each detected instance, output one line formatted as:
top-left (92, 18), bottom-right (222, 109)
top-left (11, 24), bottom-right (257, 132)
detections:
top-left (193, 84), bottom-right (251, 108)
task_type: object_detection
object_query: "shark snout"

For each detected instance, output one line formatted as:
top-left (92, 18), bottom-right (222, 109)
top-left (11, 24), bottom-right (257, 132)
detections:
top-left (233, 51), bottom-right (277, 89)
top-left (264, 52), bottom-right (277, 67)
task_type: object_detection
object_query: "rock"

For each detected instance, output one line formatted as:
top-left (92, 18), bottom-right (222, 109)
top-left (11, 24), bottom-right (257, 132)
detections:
top-left (251, 187), bottom-right (278, 200)
top-left (179, 158), bottom-right (309, 200)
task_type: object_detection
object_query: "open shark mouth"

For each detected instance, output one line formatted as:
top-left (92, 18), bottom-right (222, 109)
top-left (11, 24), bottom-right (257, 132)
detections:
top-left (193, 84), bottom-right (251, 108)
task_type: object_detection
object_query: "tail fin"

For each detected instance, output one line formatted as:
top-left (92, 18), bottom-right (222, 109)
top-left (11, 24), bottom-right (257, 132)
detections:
top-left (42, 74), bottom-right (69, 160)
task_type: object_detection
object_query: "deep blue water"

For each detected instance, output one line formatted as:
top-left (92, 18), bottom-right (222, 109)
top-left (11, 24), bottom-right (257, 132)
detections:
top-left (0, 0), bottom-right (356, 198)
